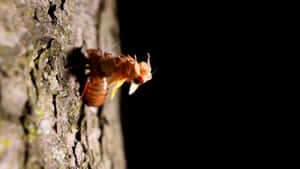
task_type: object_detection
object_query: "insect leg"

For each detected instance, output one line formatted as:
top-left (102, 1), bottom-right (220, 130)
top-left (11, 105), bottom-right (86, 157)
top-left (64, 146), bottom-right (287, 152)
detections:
top-left (110, 78), bottom-right (127, 100)
top-left (80, 75), bottom-right (90, 99)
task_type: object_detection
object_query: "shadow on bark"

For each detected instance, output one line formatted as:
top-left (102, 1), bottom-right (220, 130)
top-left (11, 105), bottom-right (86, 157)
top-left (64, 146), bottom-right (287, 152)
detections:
top-left (66, 48), bottom-right (89, 96)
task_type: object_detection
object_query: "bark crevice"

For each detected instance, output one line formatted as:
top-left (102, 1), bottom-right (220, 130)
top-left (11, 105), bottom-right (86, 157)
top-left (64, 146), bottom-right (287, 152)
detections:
top-left (48, 0), bottom-right (57, 23)
top-left (60, 0), bottom-right (66, 11)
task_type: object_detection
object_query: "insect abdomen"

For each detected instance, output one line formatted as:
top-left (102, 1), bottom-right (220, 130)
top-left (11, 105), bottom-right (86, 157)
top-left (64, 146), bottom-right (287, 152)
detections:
top-left (84, 76), bottom-right (108, 107)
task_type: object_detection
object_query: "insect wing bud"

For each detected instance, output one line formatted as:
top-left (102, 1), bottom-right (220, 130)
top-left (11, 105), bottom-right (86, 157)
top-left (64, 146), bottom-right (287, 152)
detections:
top-left (129, 82), bottom-right (140, 95)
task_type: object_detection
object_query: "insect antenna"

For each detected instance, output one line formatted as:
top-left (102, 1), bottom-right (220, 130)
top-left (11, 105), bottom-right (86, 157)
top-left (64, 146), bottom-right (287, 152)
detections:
top-left (151, 67), bottom-right (158, 75)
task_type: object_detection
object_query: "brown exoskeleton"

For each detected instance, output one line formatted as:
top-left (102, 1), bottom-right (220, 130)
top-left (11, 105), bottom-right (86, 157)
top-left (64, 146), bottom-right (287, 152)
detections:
top-left (80, 49), bottom-right (152, 107)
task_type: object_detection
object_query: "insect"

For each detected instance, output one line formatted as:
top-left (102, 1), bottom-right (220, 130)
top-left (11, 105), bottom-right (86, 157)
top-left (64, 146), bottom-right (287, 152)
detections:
top-left (80, 49), bottom-right (152, 107)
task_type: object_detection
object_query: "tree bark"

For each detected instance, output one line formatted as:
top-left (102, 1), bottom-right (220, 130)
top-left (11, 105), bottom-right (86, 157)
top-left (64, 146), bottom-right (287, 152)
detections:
top-left (0, 0), bottom-right (126, 169)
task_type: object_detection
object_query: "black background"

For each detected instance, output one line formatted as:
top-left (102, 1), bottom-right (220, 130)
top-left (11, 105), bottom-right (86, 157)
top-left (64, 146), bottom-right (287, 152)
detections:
top-left (116, 1), bottom-right (256, 168)
top-left (117, 1), bottom-right (188, 169)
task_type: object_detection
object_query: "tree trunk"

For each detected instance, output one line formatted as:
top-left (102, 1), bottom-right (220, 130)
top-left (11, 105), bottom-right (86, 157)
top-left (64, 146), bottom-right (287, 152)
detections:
top-left (0, 0), bottom-right (126, 169)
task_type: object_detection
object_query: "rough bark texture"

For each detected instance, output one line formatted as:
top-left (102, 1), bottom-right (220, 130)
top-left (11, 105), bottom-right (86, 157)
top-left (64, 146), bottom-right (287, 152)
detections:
top-left (0, 0), bottom-right (126, 169)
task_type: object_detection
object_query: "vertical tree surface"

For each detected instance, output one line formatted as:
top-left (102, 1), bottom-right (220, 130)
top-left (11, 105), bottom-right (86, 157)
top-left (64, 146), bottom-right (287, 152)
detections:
top-left (0, 0), bottom-right (126, 169)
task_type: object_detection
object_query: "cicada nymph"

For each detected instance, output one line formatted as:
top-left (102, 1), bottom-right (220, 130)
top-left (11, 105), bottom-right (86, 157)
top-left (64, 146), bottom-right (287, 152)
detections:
top-left (81, 49), bottom-right (152, 107)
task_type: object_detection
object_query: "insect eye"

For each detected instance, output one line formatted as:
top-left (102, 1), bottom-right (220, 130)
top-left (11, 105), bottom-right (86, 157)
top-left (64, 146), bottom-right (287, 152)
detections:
top-left (134, 78), bottom-right (143, 84)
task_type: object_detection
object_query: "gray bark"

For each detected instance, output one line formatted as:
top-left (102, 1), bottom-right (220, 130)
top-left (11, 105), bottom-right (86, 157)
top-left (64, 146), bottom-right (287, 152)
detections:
top-left (0, 0), bottom-right (126, 169)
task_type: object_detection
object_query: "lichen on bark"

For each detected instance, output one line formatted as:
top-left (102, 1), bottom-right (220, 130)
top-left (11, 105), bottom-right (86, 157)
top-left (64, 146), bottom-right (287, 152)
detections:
top-left (0, 0), bottom-right (125, 169)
